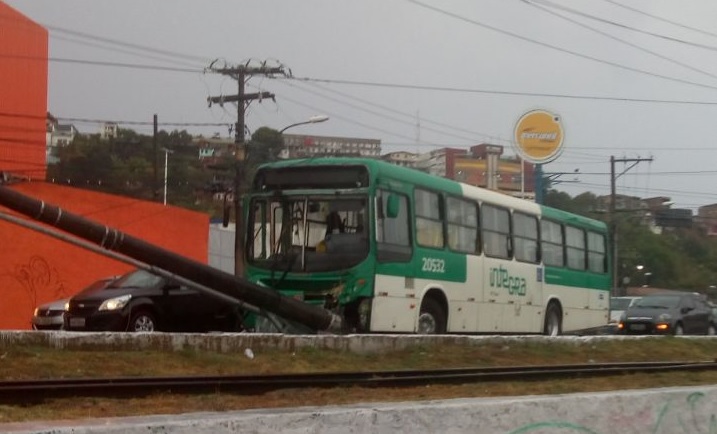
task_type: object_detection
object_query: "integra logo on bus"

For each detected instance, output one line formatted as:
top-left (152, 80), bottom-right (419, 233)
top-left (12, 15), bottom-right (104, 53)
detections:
top-left (489, 266), bottom-right (527, 295)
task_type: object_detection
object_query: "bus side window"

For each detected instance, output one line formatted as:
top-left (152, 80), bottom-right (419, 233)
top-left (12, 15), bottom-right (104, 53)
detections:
top-left (482, 204), bottom-right (511, 259)
top-left (514, 212), bottom-right (539, 263)
top-left (415, 189), bottom-right (443, 249)
top-left (446, 196), bottom-right (479, 254)
top-left (376, 190), bottom-right (412, 262)
top-left (565, 226), bottom-right (586, 270)
top-left (587, 231), bottom-right (607, 273)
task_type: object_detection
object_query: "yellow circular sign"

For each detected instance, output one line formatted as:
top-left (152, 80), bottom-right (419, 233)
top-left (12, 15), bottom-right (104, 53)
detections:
top-left (513, 110), bottom-right (564, 164)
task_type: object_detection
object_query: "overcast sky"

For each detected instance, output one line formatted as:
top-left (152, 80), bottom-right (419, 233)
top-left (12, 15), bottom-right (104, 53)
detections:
top-left (6, 0), bottom-right (717, 211)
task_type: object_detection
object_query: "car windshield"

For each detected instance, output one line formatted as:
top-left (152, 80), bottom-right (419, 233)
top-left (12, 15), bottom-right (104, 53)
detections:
top-left (610, 298), bottom-right (634, 310)
top-left (107, 269), bottom-right (163, 289)
top-left (634, 295), bottom-right (680, 309)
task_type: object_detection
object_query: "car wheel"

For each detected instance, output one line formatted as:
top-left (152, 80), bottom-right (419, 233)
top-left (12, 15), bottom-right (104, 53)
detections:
top-left (674, 323), bottom-right (684, 336)
top-left (129, 310), bottom-right (156, 332)
top-left (417, 298), bottom-right (446, 334)
top-left (543, 303), bottom-right (562, 336)
top-left (708, 324), bottom-right (716, 336)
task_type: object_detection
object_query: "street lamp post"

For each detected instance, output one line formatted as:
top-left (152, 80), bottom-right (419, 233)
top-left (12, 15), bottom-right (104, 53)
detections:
top-left (162, 147), bottom-right (173, 206)
top-left (233, 115), bottom-right (329, 277)
top-left (279, 115), bottom-right (329, 133)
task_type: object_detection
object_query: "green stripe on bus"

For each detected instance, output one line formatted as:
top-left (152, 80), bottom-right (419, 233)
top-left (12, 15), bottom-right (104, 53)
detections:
top-left (544, 266), bottom-right (611, 290)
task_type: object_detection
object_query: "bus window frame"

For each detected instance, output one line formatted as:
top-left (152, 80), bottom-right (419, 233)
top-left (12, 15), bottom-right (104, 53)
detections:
top-left (513, 211), bottom-right (540, 264)
top-left (587, 231), bottom-right (608, 274)
top-left (540, 219), bottom-right (565, 267)
top-left (445, 194), bottom-right (480, 255)
top-left (481, 203), bottom-right (512, 260)
top-left (376, 189), bottom-right (413, 263)
top-left (565, 225), bottom-right (587, 271)
top-left (414, 188), bottom-right (445, 250)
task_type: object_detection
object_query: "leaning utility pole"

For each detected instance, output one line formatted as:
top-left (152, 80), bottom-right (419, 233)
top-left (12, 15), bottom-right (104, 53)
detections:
top-left (609, 155), bottom-right (653, 295)
top-left (205, 60), bottom-right (291, 277)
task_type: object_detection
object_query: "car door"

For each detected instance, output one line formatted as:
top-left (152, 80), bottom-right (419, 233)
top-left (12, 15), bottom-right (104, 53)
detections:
top-left (163, 283), bottom-right (207, 332)
top-left (680, 296), bottom-right (706, 334)
top-left (693, 299), bottom-right (712, 333)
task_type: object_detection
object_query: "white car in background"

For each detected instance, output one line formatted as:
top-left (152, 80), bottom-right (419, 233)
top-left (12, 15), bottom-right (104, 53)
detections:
top-left (609, 296), bottom-right (641, 332)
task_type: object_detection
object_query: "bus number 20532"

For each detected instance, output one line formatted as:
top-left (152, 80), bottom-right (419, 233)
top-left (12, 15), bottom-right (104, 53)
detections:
top-left (421, 257), bottom-right (446, 273)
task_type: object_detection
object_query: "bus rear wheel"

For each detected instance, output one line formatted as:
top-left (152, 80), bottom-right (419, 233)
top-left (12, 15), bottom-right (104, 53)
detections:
top-left (418, 298), bottom-right (446, 334)
top-left (543, 303), bottom-right (562, 336)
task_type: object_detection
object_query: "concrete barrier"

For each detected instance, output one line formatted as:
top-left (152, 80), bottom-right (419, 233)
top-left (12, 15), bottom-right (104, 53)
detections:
top-left (0, 330), bottom-right (666, 355)
top-left (2, 385), bottom-right (716, 433)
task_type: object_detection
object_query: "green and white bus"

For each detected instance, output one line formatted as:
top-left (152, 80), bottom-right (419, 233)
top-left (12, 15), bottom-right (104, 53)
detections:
top-left (244, 157), bottom-right (610, 335)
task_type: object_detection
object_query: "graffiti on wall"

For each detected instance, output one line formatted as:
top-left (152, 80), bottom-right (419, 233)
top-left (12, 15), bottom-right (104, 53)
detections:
top-left (2, 255), bottom-right (68, 311)
top-left (508, 391), bottom-right (716, 434)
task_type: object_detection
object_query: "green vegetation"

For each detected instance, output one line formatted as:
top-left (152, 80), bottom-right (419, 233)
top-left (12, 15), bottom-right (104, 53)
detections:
top-left (545, 190), bottom-right (717, 293)
top-left (46, 127), bottom-right (283, 220)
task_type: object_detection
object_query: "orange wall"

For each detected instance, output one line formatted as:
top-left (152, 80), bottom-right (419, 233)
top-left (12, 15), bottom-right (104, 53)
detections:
top-left (0, 3), bottom-right (48, 180)
top-left (0, 183), bottom-right (209, 329)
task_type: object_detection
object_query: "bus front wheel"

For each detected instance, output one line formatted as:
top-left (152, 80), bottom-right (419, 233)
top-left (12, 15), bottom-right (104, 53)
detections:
top-left (543, 303), bottom-right (562, 336)
top-left (418, 298), bottom-right (447, 334)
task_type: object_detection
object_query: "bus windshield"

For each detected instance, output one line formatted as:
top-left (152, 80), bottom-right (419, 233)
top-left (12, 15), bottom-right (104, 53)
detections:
top-left (247, 196), bottom-right (369, 272)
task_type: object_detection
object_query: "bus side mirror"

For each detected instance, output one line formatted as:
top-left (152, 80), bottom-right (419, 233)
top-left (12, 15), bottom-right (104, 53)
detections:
top-left (386, 194), bottom-right (400, 219)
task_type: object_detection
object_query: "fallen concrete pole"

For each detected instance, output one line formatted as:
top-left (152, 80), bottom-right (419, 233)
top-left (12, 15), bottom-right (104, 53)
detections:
top-left (0, 186), bottom-right (341, 333)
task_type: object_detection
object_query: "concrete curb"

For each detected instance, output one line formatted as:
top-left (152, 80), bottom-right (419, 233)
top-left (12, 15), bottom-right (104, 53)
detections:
top-left (2, 385), bottom-right (716, 433)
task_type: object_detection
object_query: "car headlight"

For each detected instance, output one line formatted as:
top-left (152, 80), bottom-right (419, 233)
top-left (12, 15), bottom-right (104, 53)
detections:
top-left (658, 313), bottom-right (672, 322)
top-left (99, 294), bottom-right (132, 311)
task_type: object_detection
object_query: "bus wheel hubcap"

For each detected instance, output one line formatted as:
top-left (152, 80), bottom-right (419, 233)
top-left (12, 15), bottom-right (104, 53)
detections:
top-left (418, 313), bottom-right (436, 334)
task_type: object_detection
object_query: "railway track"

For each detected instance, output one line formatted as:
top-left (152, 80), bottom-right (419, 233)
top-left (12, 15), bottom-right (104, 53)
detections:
top-left (4, 360), bottom-right (717, 403)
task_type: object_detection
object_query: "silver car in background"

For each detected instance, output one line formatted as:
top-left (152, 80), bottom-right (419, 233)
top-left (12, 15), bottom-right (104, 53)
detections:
top-left (31, 298), bottom-right (69, 330)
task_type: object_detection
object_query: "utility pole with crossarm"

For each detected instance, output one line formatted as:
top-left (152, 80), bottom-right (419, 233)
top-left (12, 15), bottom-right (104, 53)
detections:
top-left (609, 155), bottom-right (654, 295)
top-left (206, 60), bottom-right (292, 277)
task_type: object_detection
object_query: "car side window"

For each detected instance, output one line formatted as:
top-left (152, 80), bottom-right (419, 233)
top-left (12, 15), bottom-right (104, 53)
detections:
top-left (683, 296), bottom-right (695, 310)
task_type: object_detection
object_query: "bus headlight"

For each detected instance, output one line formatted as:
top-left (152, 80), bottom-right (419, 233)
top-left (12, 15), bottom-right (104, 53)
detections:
top-left (358, 298), bottom-right (371, 331)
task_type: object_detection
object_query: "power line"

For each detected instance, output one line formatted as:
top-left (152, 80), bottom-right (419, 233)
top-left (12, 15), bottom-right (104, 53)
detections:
top-left (598, 0), bottom-right (717, 40)
top-left (521, 0), bottom-right (717, 81)
top-left (406, 0), bottom-right (717, 94)
top-left (286, 76), bottom-right (717, 106)
top-left (0, 111), bottom-right (232, 127)
top-left (44, 24), bottom-right (211, 64)
top-left (532, 0), bottom-right (717, 53)
top-left (6, 50), bottom-right (717, 106)
top-left (51, 34), bottom-right (204, 70)
top-left (275, 80), bottom-right (482, 145)
top-left (284, 80), bottom-right (507, 145)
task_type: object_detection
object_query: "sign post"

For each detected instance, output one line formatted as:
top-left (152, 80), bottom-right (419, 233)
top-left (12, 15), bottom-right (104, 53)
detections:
top-left (513, 110), bottom-right (565, 204)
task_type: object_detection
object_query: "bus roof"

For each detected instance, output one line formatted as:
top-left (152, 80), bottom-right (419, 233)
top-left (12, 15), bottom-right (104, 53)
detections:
top-left (256, 157), bottom-right (607, 231)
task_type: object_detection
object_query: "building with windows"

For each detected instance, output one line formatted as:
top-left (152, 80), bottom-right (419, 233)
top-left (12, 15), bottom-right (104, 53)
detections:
top-left (381, 151), bottom-right (418, 168)
top-left (100, 122), bottom-right (118, 140)
top-left (697, 204), bottom-right (717, 236)
top-left (280, 134), bottom-right (381, 159)
top-left (412, 145), bottom-right (535, 197)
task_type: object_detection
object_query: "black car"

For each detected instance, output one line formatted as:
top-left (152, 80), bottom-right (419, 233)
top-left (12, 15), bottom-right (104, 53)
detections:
top-left (65, 269), bottom-right (242, 333)
top-left (619, 292), bottom-right (716, 336)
